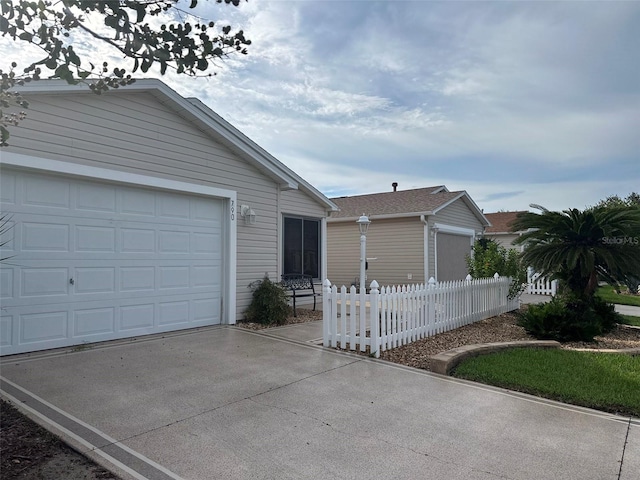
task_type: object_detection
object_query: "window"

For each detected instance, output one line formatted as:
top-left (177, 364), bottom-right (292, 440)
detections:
top-left (283, 216), bottom-right (321, 279)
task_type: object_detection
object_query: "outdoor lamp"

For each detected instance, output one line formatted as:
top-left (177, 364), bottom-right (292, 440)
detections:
top-left (240, 205), bottom-right (257, 225)
top-left (356, 214), bottom-right (370, 235)
top-left (356, 214), bottom-right (370, 292)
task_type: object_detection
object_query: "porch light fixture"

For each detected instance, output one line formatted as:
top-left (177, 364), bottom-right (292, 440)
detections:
top-left (356, 214), bottom-right (370, 292)
top-left (240, 205), bottom-right (257, 225)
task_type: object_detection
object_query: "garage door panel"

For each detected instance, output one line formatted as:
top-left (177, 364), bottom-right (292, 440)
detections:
top-left (76, 225), bottom-right (117, 252)
top-left (1, 171), bottom-right (17, 203)
top-left (121, 188), bottom-right (156, 216)
top-left (1, 269), bottom-right (13, 298)
top-left (21, 268), bottom-right (69, 297)
top-left (0, 169), bottom-right (225, 355)
top-left (76, 182), bottom-right (117, 213)
top-left (74, 307), bottom-right (115, 336)
top-left (22, 222), bottom-right (70, 252)
top-left (21, 310), bottom-right (69, 344)
top-left (121, 304), bottom-right (155, 331)
top-left (159, 301), bottom-right (190, 326)
top-left (23, 175), bottom-right (70, 209)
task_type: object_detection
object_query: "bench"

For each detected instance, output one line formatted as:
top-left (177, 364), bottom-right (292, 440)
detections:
top-left (280, 274), bottom-right (320, 317)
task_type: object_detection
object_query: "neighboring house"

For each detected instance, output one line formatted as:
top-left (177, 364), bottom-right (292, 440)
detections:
top-left (0, 79), bottom-right (337, 355)
top-left (483, 211), bottom-right (528, 251)
top-left (327, 184), bottom-right (490, 287)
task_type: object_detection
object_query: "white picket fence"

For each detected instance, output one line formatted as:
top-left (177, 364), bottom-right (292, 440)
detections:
top-left (526, 268), bottom-right (558, 296)
top-left (322, 274), bottom-right (520, 358)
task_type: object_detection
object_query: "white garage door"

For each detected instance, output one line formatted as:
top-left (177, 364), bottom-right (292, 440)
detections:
top-left (0, 169), bottom-right (224, 355)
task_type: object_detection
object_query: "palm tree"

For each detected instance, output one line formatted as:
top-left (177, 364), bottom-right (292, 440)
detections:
top-left (511, 206), bottom-right (640, 299)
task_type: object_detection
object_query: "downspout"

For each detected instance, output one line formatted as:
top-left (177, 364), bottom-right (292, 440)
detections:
top-left (433, 228), bottom-right (439, 281)
top-left (420, 215), bottom-right (429, 282)
top-left (321, 216), bottom-right (328, 282)
top-left (276, 186), bottom-right (282, 278)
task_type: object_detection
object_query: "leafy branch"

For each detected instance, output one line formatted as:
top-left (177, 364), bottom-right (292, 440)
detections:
top-left (0, 0), bottom-right (251, 145)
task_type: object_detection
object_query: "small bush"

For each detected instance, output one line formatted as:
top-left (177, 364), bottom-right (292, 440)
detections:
top-left (466, 238), bottom-right (527, 299)
top-left (518, 295), bottom-right (621, 342)
top-left (244, 276), bottom-right (291, 325)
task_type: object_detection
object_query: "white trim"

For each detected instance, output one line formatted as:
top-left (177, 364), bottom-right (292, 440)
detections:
top-left (420, 214), bottom-right (430, 281)
top-left (433, 222), bottom-right (476, 237)
top-left (328, 211), bottom-right (435, 223)
top-left (321, 217), bottom-right (328, 282)
top-left (1, 152), bottom-right (237, 325)
top-left (432, 222), bottom-right (475, 282)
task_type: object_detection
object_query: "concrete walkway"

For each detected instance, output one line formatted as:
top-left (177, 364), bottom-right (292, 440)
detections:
top-left (1, 326), bottom-right (637, 480)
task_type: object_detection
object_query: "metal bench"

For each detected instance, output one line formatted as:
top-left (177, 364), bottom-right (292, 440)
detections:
top-left (280, 274), bottom-right (320, 317)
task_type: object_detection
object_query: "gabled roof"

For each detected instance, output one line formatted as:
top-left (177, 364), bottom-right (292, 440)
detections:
top-left (15, 79), bottom-right (338, 212)
top-left (484, 211), bottom-right (527, 234)
top-left (329, 186), bottom-right (490, 227)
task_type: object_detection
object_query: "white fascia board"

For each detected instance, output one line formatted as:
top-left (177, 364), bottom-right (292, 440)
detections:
top-left (1, 152), bottom-right (238, 325)
top-left (432, 191), bottom-right (491, 227)
top-left (327, 211), bottom-right (435, 223)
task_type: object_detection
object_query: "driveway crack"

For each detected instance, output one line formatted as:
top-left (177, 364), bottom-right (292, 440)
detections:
top-left (112, 358), bottom-right (364, 446)
top-left (618, 418), bottom-right (631, 480)
top-left (247, 396), bottom-right (514, 480)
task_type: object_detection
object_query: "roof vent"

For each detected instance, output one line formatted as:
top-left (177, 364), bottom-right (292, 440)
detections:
top-left (392, 182), bottom-right (398, 192)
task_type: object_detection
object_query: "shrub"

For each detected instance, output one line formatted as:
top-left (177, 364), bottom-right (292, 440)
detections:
top-left (518, 295), bottom-right (621, 342)
top-left (466, 238), bottom-right (527, 299)
top-left (244, 276), bottom-right (291, 325)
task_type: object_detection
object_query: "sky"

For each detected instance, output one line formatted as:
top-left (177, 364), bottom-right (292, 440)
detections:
top-left (3, 0), bottom-right (639, 212)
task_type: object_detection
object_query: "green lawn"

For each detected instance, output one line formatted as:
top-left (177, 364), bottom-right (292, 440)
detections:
top-left (620, 315), bottom-right (640, 327)
top-left (452, 348), bottom-right (640, 418)
top-left (596, 285), bottom-right (640, 307)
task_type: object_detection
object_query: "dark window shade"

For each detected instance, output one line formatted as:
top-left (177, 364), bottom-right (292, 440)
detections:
top-left (283, 217), bottom-right (321, 279)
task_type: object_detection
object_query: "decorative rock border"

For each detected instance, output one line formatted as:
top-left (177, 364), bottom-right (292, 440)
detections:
top-left (430, 341), bottom-right (561, 375)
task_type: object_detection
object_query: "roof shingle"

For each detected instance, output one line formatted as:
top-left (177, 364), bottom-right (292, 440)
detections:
top-left (330, 186), bottom-right (464, 219)
top-left (483, 211), bottom-right (527, 233)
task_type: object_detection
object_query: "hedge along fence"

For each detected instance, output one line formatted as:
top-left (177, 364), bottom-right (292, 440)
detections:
top-left (322, 274), bottom-right (520, 358)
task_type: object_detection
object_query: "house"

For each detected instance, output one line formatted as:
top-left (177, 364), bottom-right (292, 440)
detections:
top-left (483, 211), bottom-right (528, 251)
top-left (0, 79), bottom-right (337, 355)
top-left (327, 184), bottom-right (490, 287)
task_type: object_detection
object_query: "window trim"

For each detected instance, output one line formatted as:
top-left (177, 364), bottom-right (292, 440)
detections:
top-left (282, 215), bottom-right (322, 280)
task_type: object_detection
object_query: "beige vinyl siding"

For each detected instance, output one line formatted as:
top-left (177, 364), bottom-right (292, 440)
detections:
top-left (434, 199), bottom-right (484, 231)
top-left (280, 189), bottom-right (327, 218)
top-left (327, 218), bottom-right (424, 288)
top-left (5, 92), bottom-right (291, 320)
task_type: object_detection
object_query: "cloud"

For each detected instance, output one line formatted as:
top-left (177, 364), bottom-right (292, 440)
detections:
top-left (2, 0), bottom-right (638, 214)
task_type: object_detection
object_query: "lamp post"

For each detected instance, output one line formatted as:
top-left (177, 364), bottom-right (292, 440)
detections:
top-left (356, 214), bottom-right (370, 292)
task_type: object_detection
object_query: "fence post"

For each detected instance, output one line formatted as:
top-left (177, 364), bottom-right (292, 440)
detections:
top-left (370, 280), bottom-right (380, 358)
top-left (323, 279), bottom-right (332, 347)
top-left (359, 282), bottom-right (367, 352)
top-left (427, 277), bottom-right (436, 335)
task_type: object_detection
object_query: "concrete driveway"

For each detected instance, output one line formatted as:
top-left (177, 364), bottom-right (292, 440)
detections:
top-left (1, 326), bottom-right (637, 480)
